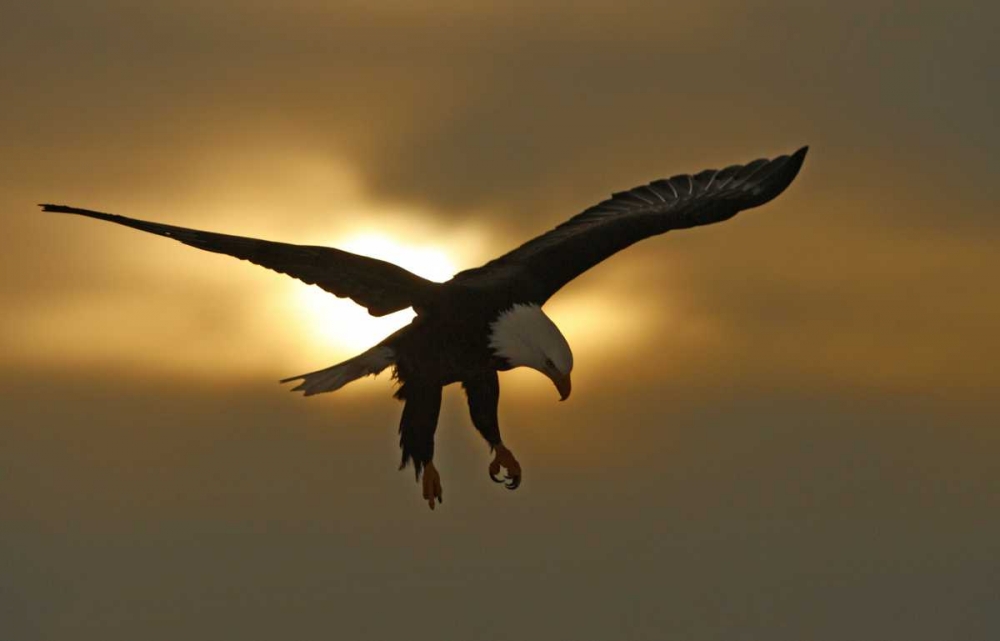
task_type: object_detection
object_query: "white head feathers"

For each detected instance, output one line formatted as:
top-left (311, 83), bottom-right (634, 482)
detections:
top-left (488, 304), bottom-right (573, 375)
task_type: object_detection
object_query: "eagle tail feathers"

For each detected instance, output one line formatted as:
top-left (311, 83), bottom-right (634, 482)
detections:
top-left (281, 345), bottom-right (395, 396)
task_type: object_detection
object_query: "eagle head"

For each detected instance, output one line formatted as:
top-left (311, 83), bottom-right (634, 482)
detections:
top-left (488, 304), bottom-right (573, 401)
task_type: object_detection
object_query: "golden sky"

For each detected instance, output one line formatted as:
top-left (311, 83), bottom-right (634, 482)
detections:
top-left (2, 1), bottom-right (998, 639)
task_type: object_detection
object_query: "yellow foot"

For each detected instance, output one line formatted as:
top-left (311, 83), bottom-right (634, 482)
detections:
top-left (489, 444), bottom-right (522, 490)
top-left (421, 461), bottom-right (443, 510)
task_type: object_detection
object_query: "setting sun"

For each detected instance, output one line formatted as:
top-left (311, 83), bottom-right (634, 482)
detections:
top-left (293, 232), bottom-right (458, 357)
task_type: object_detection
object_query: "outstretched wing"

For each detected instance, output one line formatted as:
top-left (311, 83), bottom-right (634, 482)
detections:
top-left (451, 147), bottom-right (808, 304)
top-left (39, 205), bottom-right (439, 316)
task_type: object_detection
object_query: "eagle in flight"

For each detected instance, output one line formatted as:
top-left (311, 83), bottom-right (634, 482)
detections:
top-left (41, 146), bottom-right (807, 509)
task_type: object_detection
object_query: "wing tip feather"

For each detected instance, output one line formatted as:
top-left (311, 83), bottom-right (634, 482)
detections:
top-left (785, 145), bottom-right (809, 176)
top-left (777, 144), bottom-right (809, 188)
top-left (744, 145), bottom-right (809, 205)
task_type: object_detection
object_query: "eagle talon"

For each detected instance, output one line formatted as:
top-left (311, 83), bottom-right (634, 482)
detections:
top-left (490, 444), bottom-right (522, 491)
top-left (421, 461), bottom-right (443, 510)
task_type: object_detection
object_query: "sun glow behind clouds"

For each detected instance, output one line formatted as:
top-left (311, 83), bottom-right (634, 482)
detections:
top-left (289, 225), bottom-right (665, 383)
top-left (294, 232), bottom-right (458, 358)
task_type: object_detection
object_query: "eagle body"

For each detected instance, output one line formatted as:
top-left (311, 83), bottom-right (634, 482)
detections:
top-left (40, 146), bottom-right (808, 509)
top-left (382, 285), bottom-right (516, 389)
top-left (364, 289), bottom-right (570, 477)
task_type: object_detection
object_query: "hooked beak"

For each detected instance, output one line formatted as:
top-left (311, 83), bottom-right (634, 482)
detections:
top-left (552, 371), bottom-right (572, 402)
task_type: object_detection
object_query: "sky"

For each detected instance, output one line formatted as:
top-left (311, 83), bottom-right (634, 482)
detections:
top-left (2, 1), bottom-right (998, 639)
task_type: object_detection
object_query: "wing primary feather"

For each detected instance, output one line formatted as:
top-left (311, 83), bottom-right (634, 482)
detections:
top-left (703, 168), bottom-right (719, 192)
top-left (661, 179), bottom-right (679, 199)
top-left (712, 164), bottom-right (743, 190)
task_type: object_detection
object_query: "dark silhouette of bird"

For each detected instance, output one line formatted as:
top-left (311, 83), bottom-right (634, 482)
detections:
top-left (41, 146), bottom-right (808, 509)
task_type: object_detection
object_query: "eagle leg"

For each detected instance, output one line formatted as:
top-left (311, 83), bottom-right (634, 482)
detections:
top-left (422, 461), bottom-right (443, 510)
top-left (488, 444), bottom-right (522, 491)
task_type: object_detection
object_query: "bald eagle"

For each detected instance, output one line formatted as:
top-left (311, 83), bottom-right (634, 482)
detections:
top-left (40, 146), bottom-right (807, 509)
